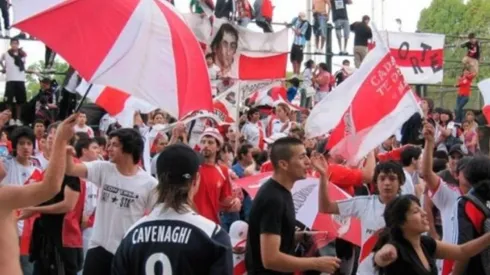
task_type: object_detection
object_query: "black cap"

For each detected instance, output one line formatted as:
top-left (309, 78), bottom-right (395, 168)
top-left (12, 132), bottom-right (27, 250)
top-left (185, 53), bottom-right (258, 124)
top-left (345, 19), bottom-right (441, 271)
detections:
top-left (40, 77), bottom-right (51, 84)
top-left (456, 156), bottom-right (473, 173)
top-left (449, 144), bottom-right (467, 157)
top-left (156, 144), bottom-right (200, 184)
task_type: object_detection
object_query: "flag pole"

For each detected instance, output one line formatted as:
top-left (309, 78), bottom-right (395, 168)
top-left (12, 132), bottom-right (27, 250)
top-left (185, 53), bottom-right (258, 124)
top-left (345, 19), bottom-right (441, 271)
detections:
top-left (235, 80), bottom-right (242, 153)
top-left (75, 84), bottom-right (93, 112)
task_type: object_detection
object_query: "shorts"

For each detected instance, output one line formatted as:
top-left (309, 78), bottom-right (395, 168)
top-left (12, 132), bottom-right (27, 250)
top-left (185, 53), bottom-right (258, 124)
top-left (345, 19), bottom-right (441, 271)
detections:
top-left (314, 13), bottom-right (328, 37)
top-left (4, 81), bottom-right (26, 104)
top-left (290, 44), bottom-right (304, 63)
top-left (334, 19), bottom-right (350, 39)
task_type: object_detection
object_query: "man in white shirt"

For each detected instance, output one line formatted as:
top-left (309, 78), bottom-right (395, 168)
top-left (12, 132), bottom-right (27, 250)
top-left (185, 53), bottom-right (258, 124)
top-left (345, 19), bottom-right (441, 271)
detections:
top-left (65, 128), bottom-right (157, 275)
top-left (0, 38), bottom-right (27, 126)
top-left (399, 145), bottom-right (423, 197)
top-left (73, 112), bottom-right (94, 138)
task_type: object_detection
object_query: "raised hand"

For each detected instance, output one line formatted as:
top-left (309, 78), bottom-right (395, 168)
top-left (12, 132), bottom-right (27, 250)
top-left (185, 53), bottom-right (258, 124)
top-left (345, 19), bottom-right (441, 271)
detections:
top-left (310, 151), bottom-right (328, 176)
top-left (56, 113), bottom-right (79, 142)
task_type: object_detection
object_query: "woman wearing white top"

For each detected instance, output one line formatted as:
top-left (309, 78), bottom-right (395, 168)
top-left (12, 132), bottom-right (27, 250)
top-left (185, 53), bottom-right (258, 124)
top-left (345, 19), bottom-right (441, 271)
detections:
top-left (435, 110), bottom-right (457, 152)
top-left (268, 103), bottom-right (295, 137)
top-left (313, 153), bottom-right (406, 275)
top-left (300, 59), bottom-right (315, 108)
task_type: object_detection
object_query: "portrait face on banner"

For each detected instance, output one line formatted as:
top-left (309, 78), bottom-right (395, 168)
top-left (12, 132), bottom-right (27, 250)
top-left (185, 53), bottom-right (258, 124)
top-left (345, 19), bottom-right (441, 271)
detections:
top-left (211, 23), bottom-right (239, 77)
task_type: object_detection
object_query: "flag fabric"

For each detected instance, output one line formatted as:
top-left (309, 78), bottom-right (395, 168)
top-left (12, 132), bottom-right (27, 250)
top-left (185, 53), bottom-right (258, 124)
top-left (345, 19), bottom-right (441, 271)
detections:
top-left (308, 25), bottom-right (421, 164)
top-left (14, 0), bottom-right (213, 119)
top-left (375, 31), bottom-right (445, 84)
top-left (184, 15), bottom-right (288, 80)
top-left (76, 81), bottom-right (156, 128)
top-left (235, 174), bottom-right (362, 246)
top-left (478, 79), bottom-right (490, 123)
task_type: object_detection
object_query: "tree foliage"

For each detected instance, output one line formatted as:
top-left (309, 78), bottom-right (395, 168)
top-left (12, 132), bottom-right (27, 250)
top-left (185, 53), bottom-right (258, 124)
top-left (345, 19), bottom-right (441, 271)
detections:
top-left (417, 0), bottom-right (490, 83)
top-left (26, 60), bottom-right (69, 100)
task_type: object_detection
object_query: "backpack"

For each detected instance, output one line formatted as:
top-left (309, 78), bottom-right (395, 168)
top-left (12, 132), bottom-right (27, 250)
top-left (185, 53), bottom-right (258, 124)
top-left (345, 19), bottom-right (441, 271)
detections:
top-left (462, 194), bottom-right (490, 275)
top-left (303, 21), bottom-right (312, 42)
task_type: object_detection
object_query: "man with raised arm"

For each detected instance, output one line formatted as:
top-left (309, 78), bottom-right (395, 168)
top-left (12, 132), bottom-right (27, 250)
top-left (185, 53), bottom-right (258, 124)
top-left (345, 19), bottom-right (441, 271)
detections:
top-left (0, 112), bottom-right (79, 275)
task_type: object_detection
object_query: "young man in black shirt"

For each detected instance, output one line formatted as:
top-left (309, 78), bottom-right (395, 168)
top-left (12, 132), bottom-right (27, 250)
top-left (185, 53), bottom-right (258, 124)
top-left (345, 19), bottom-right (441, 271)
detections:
top-left (461, 33), bottom-right (480, 75)
top-left (246, 137), bottom-right (340, 274)
top-left (350, 15), bottom-right (372, 68)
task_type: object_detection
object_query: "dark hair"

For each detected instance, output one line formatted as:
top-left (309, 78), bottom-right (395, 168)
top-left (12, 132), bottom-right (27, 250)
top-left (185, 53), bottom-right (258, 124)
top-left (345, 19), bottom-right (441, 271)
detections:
top-left (318, 62), bottom-right (329, 71)
top-left (237, 143), bottom-right (253, 161)
top-left (373, 195), bottom-right (421, 258)
top-left (432, 158), bottom-right (447, 173)
top-left (10, 38), bottom-right (19, 44)
top-left (108, 128), bottom-right (144, 164)
top-left (94, 136), bottom-right (107, 147)
top-left (75, 131), bottom-right (90, 141)
top-left (205, 53), bottom-right (215, 61)
top-left (463, 156), bottom-right (490, 188)
top-left (34, 119), bottom-right (45, 126)
top-left (75, 138), bottom-right (98, 158)
top-left (434, 150), bottom-right (449, 161)
top-left (11, 126), bottom-right (35, 156)
top-left (468, 33), bottom-right (476, 39)
top-left (247, 107), bottom-right (260, 120)
top-left (211, 23), bottom-right (239, 52)
top-left (270, 137), bottom-right (304, 169)
top-left (362, 15), bottom-right (370, 22)
top-left (288, 77), bottom-right (300, 88)
top-left (47, 121), bottom-right (61, 134)
top-left (373, 161), bottom-right (405, 193)
top-left (400, 146), bottom-right (422, 167)
top-left (342, 59), bottom-right (350, 65)
top-left (422, 98), bottom-right (434, 113)
top-left (304, 59), bottom-right (315, 69)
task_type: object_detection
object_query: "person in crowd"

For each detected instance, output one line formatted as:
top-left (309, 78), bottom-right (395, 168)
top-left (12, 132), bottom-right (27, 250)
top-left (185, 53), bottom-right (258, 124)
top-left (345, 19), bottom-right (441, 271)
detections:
top-left (246, 137), bottom-right (341, 274)
top-left (112, 144), bottom-right (234, 275)
top-left (300, 60), bottom-right (315, 108)
top-left (350, 15), bottom-right (372, 68)
top-left (377, 135), bottom-right (396, 154)
top-left (2, 126), bottom-right (43, 275)
top-left (58, 67), bottom-right (81, 121)
top-left (33, 119), bottom-right (45, 154)
top-left (194, 127), bottom-right (241, 224)
top-left (461, 33), bottom-right (480, 75)
top-left (236, 0), bottom-right (253, 27)
top-left (232, 143), bottom-right (254, 178)
top-left (33, 78), bottom-right (57, 126)
top-left (286, 77), bottom-right (300, 102)
top-left (331, 0), bottom-right (352, 55)
top-left (318, 158), bottom-right (405, 275)
top-left (464, 110), bottom-right (479, 131)
top-left (253, 0), bottom-right (273, 33)
top-left (44, 46), bottom-right (56, 72)
top-left (454, 68), bottom-right (475, 123)
top-left (452, 156), bottom-right (490, 274)
top-left (422, 122), bottom-right (474, 274)
top-left (373, 194), bottom-right (490, 274)
top-left (267, 103), bottom-right (294, 137)
top-left (73, 112), bottom-right (95, 138)
top-left (0, 0), bottom-right (10, 37)
top-left (74, 138), bottom-right (100, 267)
top-left (206, 53), bottom-right (221, 96)
top-left (399, 145), bottom-right (421, 197)
top-left (1, 38), bottom-right (27, 126)
top-left (211, 23), bottom-right (239, 78)
top-left (0, 128), bottom-right (12, 158)
top-left (0, 113), bottom-right (77, 275)
top-left (65, 128), bottom-right (158, 275)
top-left (313, 63), bottom-right (333, 103)
top-left (461, 120), bottom-right (478, 155)
top-left (219, 142), bottom-right (236, 168)
top-left (289, 12), bottom-right (309, 75)
top-left (215, 0), bottom-right (234, 19)
top-left (435, 109), bottom-right (458, 152)
top-left (334, 59), bottom-right (354, 87)
top-left (312, 0), bottom-right (329, 54)
top-left (241, 108), bottom-right (265, 149)
top-left (23, 124), bottom-right (84, 275)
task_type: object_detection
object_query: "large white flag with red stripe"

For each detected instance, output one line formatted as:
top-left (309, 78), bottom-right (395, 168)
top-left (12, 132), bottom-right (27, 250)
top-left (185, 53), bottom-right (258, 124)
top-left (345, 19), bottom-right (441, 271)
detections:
top-left (478, 79), bottom-right (490, 124)
top-left (184, 15), bottom-right (288, 80)
top-left (77, 81), bottom-right (156, 128)
top-left (307, 25), bottom-right (421, 164)
top-left (375, 31), bottom-right (445, 84)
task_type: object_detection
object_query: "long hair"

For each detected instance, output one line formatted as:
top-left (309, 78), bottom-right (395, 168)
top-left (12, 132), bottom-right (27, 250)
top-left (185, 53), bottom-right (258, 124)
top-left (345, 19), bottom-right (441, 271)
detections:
top-left (156, 172), bottom-right (195, 214)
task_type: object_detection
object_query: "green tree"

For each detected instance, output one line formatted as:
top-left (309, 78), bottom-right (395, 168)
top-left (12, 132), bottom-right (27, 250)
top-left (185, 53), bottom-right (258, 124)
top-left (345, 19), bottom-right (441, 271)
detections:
top-left (25, 60), bottom-right (69, 100)
top-left (417, 0), bottom-right (490, 108)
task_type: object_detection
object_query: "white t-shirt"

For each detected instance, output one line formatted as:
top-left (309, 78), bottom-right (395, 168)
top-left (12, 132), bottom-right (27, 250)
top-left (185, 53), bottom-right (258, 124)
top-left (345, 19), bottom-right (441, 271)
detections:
top-left (269, 118), bottom-right (291, 136)
top-left (338, 195), bottom-right (386, 275)
top-left (83, 180), bottom-right (98, 217)
top-left (402, 169), bottom-right (416, 196)
top-left (1, 157), bottom-right (43, 234)
top-left (84, 161), bottom-right (158, 254)
top-left (74, 125), bottom-right (95, 138)
top-left (187, 119), bottom-right (207, 149)
top-left (35, 152), bottom-right (49, 171)
top-left (241, 121), bottom-right (264, 148)
top-left (1, 51), bottom-right (26, 82)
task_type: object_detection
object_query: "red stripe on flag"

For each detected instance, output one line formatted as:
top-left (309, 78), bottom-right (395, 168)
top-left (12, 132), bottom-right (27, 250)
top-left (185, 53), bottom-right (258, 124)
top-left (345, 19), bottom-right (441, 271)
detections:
top-left (390, 48), bottom-right (443, 68)
top-left (359, 230), bottom-right (382, 263)
top-left (95, 87), bottom-right (130, 116)
top-left (483, 105), bottom-right (490, 124)
top-left (238, 54), bottom-right (287, 80)
top-left (157, 1), bottom-right (213, 118)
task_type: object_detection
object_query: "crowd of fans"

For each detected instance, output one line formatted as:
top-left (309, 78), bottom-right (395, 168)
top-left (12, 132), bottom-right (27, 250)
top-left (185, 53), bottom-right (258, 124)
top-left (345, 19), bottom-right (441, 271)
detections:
top-left (0, 1), bottom-right (488, 275)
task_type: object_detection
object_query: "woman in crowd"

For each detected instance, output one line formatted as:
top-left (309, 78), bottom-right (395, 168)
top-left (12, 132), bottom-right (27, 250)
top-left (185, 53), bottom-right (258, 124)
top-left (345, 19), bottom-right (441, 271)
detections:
top-left (373, 194), bottom-right (490, 275)
top-left (435, 109), bottom-right (458, 151)
top-left (300, 59), bottom-right (315, 108)
top-left (461, 120), bottom-right (478, 154)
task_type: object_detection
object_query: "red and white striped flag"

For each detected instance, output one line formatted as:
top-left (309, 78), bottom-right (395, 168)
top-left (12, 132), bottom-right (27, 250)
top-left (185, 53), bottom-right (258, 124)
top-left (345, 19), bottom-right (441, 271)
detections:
top-left (478, 79), bottom-right (490, 124)
top-left (76, 81), bottom-right (156, 128)
top-left (307, 25), bottom-right (421, 164)
top-left (374, 31), bottom-right (445, 84)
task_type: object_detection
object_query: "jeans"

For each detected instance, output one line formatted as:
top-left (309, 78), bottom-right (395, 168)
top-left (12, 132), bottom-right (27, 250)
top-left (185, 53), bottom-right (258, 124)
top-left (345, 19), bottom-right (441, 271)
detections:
top-left (21, 255), bottom-right (33, 275)
top-left (455, 95), bottom-right (469, 123)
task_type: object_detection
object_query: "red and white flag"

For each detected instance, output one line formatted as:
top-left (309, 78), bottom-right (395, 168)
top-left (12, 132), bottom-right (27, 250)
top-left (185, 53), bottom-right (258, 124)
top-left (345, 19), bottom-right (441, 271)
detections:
top-left (478, 79), bottom-right (490, 123)
top-left (375, 31), bottom-right (445, 84)
top-left (307, 25), bottom-right (421, 164)
top-left (236, 175), bottom-right (361, 246)
top-left (184, 15), bottom-right (288, 80)
top-left (77, 81), bottom-right (156, 128)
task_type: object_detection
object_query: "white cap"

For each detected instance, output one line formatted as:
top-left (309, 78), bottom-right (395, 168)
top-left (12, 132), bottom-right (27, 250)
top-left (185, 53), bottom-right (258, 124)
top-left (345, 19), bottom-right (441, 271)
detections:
top-left (264, 133), bottom-right (288, 144)
top-left (199, 127), bottom-right (224, 146)
top-left (229, 220), bottom-right (248, 248)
